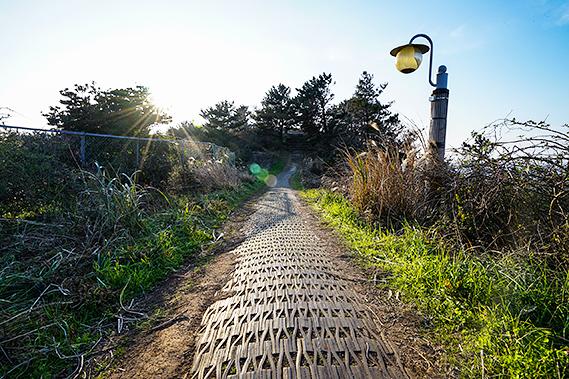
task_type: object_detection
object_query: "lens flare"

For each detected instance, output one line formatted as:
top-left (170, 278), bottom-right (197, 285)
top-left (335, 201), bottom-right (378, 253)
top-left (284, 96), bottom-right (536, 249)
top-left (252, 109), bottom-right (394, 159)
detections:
top-left (257, 168), bottom-right (269, 181)
top-left (265, 174), bottom-right (277, 187)
top-left (249, 163), bottom-right (261, 175)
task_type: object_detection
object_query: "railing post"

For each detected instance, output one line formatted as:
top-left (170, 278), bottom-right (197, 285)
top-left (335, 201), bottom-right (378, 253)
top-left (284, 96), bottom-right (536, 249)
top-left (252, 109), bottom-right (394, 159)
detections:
top-left (179, 141), bottom-right (186, 165)
top-left (80, 133), bottom-right (86, 166)
top-left (136, 139), bottom-right (140, 168)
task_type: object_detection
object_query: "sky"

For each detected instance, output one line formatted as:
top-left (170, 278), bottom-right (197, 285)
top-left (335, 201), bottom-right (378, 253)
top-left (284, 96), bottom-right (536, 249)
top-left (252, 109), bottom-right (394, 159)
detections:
top-left (1, 0), bottom-right (568, 149)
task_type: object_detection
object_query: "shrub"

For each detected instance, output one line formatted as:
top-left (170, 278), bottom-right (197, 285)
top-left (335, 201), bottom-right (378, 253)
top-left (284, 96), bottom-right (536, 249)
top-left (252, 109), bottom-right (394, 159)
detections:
top-left (451, 121), bottom-right (568, 257)
top-left (76, 165), bottom-right (152, 245)
top-left (168, 160), bottom-right (198, 194)
top-left (190, 160), bottom-right (250, 192)
top-left (344, 120), bottom-right (569, 262)
top-left (85, 137), bottom-right (180, 190)
top-left (0, 132), bottom-right (78, 216)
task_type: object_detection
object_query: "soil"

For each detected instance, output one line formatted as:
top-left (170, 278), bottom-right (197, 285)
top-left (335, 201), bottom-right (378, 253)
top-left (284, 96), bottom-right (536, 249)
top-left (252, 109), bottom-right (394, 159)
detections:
top-left (89, 194), bottom-right (262, 378)
top-left (92, 167), bottom-right (453, 378)
top-left (295, 198), bottom-right (456, 378)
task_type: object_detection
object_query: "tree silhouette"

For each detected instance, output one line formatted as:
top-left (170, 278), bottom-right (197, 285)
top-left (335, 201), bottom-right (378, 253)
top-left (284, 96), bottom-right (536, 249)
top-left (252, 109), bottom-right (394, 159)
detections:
top-left (200, 100), bottom-right (250, 130)
top-left (293, 73), bottom-right (335, 139)
top-left (254, 84), bottom-right (295, 142)
top-left (44, 83), bottom-right (171, 136)
top-left (336, 71), bottom-right (401, 148)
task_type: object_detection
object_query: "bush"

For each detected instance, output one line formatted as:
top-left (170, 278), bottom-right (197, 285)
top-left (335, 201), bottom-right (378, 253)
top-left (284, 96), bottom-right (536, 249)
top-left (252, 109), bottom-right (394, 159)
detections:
top-left (0, 130), bottom-right (245, 218)
top-left (451, 121), bottom-right (568, 257)
top-left (137, 140), bottom-right (179, 189)
top-left (0, 160), bottom-right (256, 378)
top-left (0, 132), bottom-right (78, 216)
top-left (344, 120), bottom-right (569, 263)
top-left (167, 160), bottom-right (197, 194)
top-left (76, 166), bottom-right (152, 245)
top-left (303, 188), bottom-right (569, 378)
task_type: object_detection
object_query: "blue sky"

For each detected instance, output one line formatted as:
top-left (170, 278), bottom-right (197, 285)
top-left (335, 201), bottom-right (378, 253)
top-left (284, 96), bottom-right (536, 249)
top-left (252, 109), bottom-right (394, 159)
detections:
top-left (1, 0), bottom-right (568, 149)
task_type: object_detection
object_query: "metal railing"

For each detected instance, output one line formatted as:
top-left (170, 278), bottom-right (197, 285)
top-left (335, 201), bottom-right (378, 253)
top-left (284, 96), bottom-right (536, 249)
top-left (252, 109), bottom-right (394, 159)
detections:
top-left (0, 124), bottom-right (236, 166)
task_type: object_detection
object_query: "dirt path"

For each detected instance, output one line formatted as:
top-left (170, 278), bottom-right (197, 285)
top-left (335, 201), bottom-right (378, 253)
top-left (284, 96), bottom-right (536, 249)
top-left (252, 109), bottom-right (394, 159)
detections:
top-left (101, 164), bottom-right (447, 378)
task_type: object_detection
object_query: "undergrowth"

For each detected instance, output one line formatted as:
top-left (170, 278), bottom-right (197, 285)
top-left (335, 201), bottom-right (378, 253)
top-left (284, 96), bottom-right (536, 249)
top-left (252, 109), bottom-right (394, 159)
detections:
top-left (268, 158), bottom-right (286, 175)
top-left (290, 170), bottom-right (304, 190)
top-left (94, 180), bottom-right (263, 298)
top-left (0, 170), bottom-right (265, 378)
top-left (302, 189), bottom-right (569, 378)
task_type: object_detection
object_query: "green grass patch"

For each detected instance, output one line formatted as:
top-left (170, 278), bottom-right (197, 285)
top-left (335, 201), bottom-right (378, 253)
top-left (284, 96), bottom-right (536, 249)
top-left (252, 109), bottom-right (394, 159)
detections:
top-left (290, 170), bottom-right (304, 190)
top-left (302, 189), bottom-right (569, 378)
top-left (94, 180), bottom-right (263, 298)
top-left (269, 158), bottom-right (286, 175)
top-left (0, 179), bottom-right (264, 378)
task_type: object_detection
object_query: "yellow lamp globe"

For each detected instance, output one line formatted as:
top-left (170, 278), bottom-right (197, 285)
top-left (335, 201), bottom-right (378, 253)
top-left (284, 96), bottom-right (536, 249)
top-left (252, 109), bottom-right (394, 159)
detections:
top-left (389, 43), bottom-right (430, 74)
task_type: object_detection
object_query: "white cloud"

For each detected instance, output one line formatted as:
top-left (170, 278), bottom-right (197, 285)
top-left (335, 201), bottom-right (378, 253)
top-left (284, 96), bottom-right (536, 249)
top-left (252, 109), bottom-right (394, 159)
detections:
top-left (557, 3), bottom-right (569, 25)
top-left (441, 24), bottom-right (485, 55)
top-left (450, 24), bottom-right (466, 40)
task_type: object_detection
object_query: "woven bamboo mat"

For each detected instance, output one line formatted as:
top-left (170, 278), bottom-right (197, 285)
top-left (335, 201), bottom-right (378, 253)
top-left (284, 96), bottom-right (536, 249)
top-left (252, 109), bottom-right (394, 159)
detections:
top-left (190, 187), bottom-right (407, 379)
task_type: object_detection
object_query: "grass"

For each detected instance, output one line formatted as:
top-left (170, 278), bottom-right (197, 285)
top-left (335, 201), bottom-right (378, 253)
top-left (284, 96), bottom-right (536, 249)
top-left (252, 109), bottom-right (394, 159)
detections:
top-left (269, 158), bottom-right (286, 175)
top-left (302, 188), bottom-right (569, 379)
top-left (0, 177), bottom-right (265, 378)
top-left (290, 170), bottom-right (304, 190)
top-left (94, 180), bottom-right (263, 298)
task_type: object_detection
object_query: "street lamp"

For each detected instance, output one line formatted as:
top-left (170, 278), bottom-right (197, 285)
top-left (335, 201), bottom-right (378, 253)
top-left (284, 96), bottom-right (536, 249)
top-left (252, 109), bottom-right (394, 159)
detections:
top-left (390, 34), bottom-right (449, 159)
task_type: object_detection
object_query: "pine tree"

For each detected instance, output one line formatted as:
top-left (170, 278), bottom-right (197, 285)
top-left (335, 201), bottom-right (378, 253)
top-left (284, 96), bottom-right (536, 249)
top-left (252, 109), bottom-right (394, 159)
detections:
top-left (340, 71), bottom-right (401, 147)
top-left (44, 83), bottom-right (171, 136)
top-left (200, 100), bottom-right (250, 130)
top-left (292, 73), bottom-right (335, 139)
top-left (254, 84), bottom-right (294, 142)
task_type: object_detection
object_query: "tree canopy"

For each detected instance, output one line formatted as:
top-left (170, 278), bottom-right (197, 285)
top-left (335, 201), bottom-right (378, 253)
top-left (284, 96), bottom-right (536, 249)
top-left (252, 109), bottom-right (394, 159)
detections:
top-left (44, 83), bottom-right (171, 136)
top-left (293, 73), bottom-right (335, 139)
top-left (254, 84), bottom-right (294, 142)
top-left (178, 71), bottom-right (401, 152)
top-left (200, 100), bottom-right (250, 130)
top-left (336, 71), bottom-right (401, 148)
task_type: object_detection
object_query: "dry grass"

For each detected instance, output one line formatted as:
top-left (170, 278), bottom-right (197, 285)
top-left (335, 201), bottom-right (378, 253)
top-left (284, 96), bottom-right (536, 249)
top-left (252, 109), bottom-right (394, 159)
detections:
top-left (191, 160), bottom-right (250, 191)
top-left (168, 159), bottom-right (253, 194)
top-left (345, 140), bottom-right (444, 227)
top-left (344, 120), bottom-right (568, 263)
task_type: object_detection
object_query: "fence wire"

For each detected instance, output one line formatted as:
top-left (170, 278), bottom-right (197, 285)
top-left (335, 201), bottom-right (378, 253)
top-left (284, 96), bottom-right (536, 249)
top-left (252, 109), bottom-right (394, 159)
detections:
top-left (0, 125), bottom-right (236, 171)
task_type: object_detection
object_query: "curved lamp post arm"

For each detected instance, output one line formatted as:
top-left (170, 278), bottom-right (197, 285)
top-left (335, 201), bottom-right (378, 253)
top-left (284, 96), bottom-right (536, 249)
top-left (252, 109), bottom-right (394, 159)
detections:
top-left (409, 33), bottom-right (436, 87)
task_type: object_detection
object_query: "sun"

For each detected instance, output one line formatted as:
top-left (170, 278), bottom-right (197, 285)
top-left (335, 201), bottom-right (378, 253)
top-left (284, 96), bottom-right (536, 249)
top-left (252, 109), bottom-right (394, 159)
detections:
top-left (149, 86), bottom-right (175, 115)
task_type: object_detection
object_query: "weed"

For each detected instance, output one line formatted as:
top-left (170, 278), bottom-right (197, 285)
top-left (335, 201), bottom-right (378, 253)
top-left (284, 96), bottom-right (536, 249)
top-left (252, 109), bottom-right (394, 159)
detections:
top-left (0, 170), bottom-right (265, 377)
top-left (290, 170), bottom-right (304, 190)
top-left (303, 189), bottom-right (569, 378)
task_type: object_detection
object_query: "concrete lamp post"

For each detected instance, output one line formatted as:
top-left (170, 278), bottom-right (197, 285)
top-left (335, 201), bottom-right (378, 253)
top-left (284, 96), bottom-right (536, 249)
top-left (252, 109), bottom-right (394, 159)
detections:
top-left (390, 33), bottom-right (449, 159)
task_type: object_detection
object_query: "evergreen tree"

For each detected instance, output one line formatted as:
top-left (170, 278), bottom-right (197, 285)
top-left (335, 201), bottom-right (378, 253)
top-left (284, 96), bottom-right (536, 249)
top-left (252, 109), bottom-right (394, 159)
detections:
top-left (293, 73), bottom-right (335, 139)
top-left (200, 100), bottom-right (250, 130)
top-left (44, 83), bottom-right (170, 136)
top-left (254, 84), bottom-right (294, 142)
top-left (339, 71), bottom-right (401, 148)
top-left (0, 107), bottom-right (13, 125)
